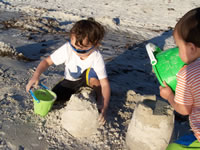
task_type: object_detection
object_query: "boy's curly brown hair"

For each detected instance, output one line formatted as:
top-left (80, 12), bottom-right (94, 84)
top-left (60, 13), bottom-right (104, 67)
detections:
top-left (70, 18), bottom-right (105, 47)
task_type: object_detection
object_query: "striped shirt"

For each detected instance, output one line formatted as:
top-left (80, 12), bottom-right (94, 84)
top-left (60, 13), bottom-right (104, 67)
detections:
top-left (175, 58), bottom-right (200, 141)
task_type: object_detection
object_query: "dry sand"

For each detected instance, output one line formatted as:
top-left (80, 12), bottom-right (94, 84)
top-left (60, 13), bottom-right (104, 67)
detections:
top-left (0, 0), bottom-right (197, 149)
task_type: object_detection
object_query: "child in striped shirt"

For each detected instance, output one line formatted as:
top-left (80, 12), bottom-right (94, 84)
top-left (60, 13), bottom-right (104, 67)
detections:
top-left (159, 7), bottom-right (200, 149)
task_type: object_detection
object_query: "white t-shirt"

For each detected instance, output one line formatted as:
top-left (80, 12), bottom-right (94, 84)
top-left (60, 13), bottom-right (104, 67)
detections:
top-left (50, 42), bottom-right (107, 81)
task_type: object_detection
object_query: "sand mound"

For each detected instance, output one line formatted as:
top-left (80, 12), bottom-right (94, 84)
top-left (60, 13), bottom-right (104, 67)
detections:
top-left (0, 41), bottom-right (29, 61)
top-left (2, 16), bottom-right (66, 34)
top-left (126, 99), bottom-right (174, 150)
top-left (61, 87), bottom-right (100, 138)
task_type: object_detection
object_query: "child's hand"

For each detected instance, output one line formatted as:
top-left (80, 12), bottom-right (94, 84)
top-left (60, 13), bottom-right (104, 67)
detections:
top-left (98, 108), bottom-right (106, 126)
top-left (159, 81), bottom-right (174, 101)
top-left (26, 76), bottom-right (39, 92)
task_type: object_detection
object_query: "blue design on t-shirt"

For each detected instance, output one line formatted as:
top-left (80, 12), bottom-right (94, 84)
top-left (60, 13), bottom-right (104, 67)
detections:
top-left (68, 66), bottom-right (82, 79)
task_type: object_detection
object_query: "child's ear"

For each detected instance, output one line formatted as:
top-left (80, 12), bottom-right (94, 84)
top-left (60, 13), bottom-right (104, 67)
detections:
top-left (187, 42), bottom-right (197, 54)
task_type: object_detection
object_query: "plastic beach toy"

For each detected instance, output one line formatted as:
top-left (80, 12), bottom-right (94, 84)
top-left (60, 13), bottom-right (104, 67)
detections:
top-left (166, 140), bottom-right (200, 150)
top-left (146, 43), bottom-right (185, 92)
top-left (30, 83), bottom-right (57, 117)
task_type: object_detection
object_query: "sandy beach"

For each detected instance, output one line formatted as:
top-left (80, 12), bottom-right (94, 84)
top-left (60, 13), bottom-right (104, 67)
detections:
top-left (0, 0), bottom-right (199, 149)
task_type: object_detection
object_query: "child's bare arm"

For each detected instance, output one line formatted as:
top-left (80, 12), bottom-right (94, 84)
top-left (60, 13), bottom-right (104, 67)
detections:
top-left (160, 81), bottom-right (192, 115)
top-left (26, 56), bottom-right (53, 92)
top-left (98, 78), bottom-right (110, 124)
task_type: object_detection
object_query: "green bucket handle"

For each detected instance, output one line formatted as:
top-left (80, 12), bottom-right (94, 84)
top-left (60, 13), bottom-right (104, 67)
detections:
top-left (29, 83), bottom-right (49, 103)
top-left (146, 43), bottom-right (158, 65)
top-left (146, 43), bottom-right (164, 87)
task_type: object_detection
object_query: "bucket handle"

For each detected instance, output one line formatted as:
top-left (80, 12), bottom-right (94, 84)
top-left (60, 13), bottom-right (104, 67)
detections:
top-left (30, 89), bottom-right (40, 103)
top-left (40, 83), bottom-right (49, 90)
top-left (146, 43), bottom-right (157, 65)
top-left (29, 83), bottom-right (49, 103)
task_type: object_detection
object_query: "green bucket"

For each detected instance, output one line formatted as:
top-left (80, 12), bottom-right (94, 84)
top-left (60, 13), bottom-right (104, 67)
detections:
top-left (33, 89), bottom-right (56, 117)
top-left (166, 140), bottom-right (200, 150)
top-left (146, 43), bottom-right (185, 92)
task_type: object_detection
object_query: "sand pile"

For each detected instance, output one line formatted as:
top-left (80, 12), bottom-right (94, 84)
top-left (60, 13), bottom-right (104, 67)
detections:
top-left (0, 41), bottom-right (29, 60)
top-left (126, 98), bottom-right (174, 150)
top-left (2, 16), bottom-right (66, 34)
top-left (61, 87), bottom-right (100, 138)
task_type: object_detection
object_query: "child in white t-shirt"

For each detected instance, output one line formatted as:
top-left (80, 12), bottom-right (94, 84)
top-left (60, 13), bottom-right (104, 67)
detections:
top-left (26, 18), bottom-right (110, 125)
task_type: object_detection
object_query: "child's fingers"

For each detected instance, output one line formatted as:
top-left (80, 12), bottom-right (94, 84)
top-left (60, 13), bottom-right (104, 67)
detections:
top-left (98, 113), bottom-right (103, 122)
top-left (98, 113), bottom-right (106, 126)
top-left (26, 80), bottom-right (39, 92)
top-left (163, 81), bottom-right (167, 86)
top-left (26, 82), bottom-right (33, 93)
top-left (159, 85), bottom-right (163, 90)
top-left (162, 81), bottom-right (170, 88)
top-left (26, 81), bottom-right (31, 92)
top-left (33, 80), bottom-right (39, 88)
top-left (159, 81), bottom-right (167, 90)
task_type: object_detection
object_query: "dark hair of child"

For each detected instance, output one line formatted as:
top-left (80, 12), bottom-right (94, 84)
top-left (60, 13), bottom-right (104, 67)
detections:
top-left (70, 17), bottom-right (105, 47)
top-left (174, 7), bottom-right (200, 47)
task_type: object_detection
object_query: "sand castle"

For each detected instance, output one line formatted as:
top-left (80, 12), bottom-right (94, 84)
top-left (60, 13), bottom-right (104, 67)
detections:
top-left (126, 94), bottom-right (174, 150)
top-left (61, 87), bottom-right (100, 137)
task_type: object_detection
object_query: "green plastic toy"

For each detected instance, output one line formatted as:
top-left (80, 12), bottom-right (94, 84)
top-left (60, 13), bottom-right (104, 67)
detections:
top-left (30, 84), bottom-right (57, 117)
top-left (146, 43), bottom-right (185, 92)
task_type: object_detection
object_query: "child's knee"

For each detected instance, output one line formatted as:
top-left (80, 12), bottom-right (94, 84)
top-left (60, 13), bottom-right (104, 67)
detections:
top-left (89, 78), bottom-right (100, 88)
